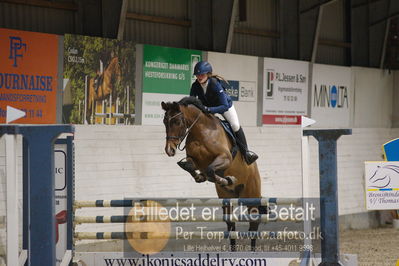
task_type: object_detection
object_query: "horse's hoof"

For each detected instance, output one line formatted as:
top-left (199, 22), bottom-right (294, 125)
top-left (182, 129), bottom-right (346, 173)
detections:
top-left (194, 174), bottom-right (206, 183)
top-left (225, 176), bottom-right (236, 185)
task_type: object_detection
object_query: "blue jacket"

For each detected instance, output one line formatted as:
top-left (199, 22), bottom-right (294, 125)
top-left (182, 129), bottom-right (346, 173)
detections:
top-left (190, 77), bottom-right (232, 114)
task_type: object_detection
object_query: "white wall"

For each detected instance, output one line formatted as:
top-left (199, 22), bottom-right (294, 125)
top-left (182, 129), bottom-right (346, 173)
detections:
top-left (73, 125), bottom-right (304, 200)
top-left (207, 52), bottom-right (258, 126)
top-left (352, 67), bottom-right (393, 128)
top-left (393, 71), bottom-right (399, 128)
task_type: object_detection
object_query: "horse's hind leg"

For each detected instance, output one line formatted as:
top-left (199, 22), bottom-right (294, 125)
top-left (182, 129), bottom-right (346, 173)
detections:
top-left (205, 155), bottom-right (236, 186)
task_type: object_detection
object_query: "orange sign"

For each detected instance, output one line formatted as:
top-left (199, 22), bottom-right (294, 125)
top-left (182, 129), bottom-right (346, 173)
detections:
top-left (0, 28), bottom-right (59, 124)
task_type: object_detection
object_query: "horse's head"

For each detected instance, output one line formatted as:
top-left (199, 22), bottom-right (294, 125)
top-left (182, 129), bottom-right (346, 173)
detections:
top-left (161, 101), bottom-right (186, 156)
top-left (104, 57), bottom-right (122, 83)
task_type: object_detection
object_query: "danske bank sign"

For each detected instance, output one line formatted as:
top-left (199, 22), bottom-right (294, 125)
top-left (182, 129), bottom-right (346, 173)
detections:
top-left (313, 84), bottom-right (348, 108)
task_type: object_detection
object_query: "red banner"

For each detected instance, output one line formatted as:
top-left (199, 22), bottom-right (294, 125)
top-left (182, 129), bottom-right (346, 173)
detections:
top-left (262, 114), bottom-right (301, 125)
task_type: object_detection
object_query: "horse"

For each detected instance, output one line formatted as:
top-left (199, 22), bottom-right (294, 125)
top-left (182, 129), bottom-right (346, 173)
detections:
top-left (86, 57), bottom-right (122, 124)
top-left (161, 96), bottom-right (262, 251)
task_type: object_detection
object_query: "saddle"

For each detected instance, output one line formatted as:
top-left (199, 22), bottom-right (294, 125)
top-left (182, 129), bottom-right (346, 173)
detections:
top-left (218, 118), bottom-right (239, 159)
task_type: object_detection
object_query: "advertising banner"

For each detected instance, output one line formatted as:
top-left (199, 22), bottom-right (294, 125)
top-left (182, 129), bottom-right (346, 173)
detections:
top-left (311, 64), bottom-right (351, 128)
top-left (63, 34), bottom-right (135, 125)
top-left (365, 161), bottom-right (399, 210)
top-left (223, 80), bottom-right (256, 102)
top-left (263, 58), bottom-right (309, 125)
top-left (207, 52), bottom-right (258, 126)
top-left (142, 45), bottom-right (201, 125)
top-left (0, 28), bottom-right (59, 123)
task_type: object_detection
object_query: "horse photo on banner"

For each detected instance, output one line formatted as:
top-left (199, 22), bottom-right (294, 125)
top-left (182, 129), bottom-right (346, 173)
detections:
top-left (63, 34), bottom-right (135, 125)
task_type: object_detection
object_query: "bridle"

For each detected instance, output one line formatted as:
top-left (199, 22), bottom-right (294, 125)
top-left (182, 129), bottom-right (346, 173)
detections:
top-left (165, 109), bottom-right (202, 151)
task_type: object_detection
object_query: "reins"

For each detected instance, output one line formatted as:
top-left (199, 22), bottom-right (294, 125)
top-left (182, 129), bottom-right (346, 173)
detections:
top-left (166, 108), bottom-right (202, 151)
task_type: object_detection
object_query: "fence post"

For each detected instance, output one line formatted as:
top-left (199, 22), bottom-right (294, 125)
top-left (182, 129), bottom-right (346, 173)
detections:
top-left (0, 125), bottom-right (74, 266)
top-left (303, 129), bottom-right (352, 266)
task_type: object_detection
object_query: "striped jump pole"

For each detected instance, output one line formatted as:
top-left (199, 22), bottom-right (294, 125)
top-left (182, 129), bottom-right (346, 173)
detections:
top-left (74, 213), bottom-right (302, 224)
top-left (75, 230), bottom-right (302, 240)
top-left (74, 197), bottom-right (302, 208)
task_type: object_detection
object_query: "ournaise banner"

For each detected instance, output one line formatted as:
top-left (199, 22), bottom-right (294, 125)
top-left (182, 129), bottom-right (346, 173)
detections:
top-left (0, 28), bottom-right (59, 123)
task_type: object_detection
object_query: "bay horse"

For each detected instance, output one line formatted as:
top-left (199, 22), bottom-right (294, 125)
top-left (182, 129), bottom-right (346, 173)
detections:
top-left (161, 96), bottom-right (262, 251)
top-left (86, 57), bottom-right (122, 123)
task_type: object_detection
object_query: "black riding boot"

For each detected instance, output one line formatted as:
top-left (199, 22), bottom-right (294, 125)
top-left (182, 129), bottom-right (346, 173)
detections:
top-left (235, 127), bottom-right (258, 165)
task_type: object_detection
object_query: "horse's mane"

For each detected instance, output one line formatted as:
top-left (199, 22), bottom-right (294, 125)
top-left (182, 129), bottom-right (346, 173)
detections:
top-left (178, 96), bottom-right (208, 113)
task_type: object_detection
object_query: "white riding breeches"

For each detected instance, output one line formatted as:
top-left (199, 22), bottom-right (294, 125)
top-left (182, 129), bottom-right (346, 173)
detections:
top-left (222, 105), bottom-right (240, 132)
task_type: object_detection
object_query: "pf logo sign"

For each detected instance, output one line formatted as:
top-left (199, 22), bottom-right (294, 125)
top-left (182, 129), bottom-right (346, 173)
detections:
top-left (9, 36), bottom-right (27, 67)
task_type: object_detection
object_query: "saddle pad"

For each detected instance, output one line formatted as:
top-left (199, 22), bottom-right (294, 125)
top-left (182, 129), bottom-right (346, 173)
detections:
top-left (219, 118), bottom-right (236, 146)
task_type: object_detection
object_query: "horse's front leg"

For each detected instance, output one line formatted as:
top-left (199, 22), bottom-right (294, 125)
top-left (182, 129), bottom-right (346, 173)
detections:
top-left (177, 157), bottom-right (206, 183)
top-left (205, 155), bottom-right (236, 186)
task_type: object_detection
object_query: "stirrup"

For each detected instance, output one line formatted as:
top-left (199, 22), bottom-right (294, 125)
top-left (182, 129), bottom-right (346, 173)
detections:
top-left (244, 151), bottom-right (258, 165)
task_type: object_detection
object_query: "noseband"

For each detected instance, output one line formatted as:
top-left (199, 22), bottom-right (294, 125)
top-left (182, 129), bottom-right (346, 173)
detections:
top-left (165, 110), bottom-right (201, 150)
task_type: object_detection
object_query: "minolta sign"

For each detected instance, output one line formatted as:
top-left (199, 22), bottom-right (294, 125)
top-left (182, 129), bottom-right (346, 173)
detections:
top-left (313, 84), bottom-right (349, 108)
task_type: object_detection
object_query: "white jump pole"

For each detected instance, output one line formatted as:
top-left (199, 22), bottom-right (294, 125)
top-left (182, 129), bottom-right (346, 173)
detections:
top-left (126, 85), bottom-right (130, 125)
top-left (6, 133), bottom-right (18, 266)
top-left (5, 106), bottom-right (26, 266)
top-left (84, 75), bottom-right (88, 124)
top-left (109, 93), bottom-right (112, 125)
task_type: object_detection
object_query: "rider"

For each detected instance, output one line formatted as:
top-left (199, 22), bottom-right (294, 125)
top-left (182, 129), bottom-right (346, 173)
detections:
top-left (190, 61), bottom-right (258, 165)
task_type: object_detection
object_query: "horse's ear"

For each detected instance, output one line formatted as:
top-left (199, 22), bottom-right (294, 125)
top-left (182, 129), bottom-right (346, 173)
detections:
top-left (161, 101), bottom-right (168, 110)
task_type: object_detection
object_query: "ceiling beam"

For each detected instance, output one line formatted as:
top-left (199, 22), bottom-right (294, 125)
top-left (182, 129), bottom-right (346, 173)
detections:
top-left (126, 12), bottom-right (191, 27)
top-left (0, 0), bottom-right (77, 11)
